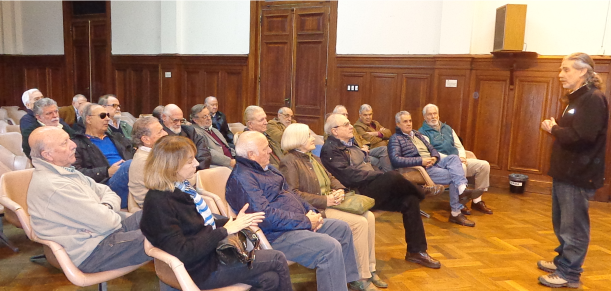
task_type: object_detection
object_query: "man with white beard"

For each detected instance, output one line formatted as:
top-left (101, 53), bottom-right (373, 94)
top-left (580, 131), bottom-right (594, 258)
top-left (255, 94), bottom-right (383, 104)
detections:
top-left (22, 98), bottom-right (75, 158)
top-left (160, 104), bottom-right (211, 170)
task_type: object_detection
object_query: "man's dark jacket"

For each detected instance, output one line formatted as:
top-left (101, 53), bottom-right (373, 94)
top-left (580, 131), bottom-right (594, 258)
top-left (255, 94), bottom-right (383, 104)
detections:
top-left (225, 157), bottom-right (317, 243)
top-left (211, 111), bottom-right (234, 146)
top-left (72, 117), bottom-right (85, 133)
top-left (72, 132), bottom-right (135, 183)
top-left (162, 124), bottom-right (211, 170)
top-left (548, 84), bottom-right (608, 189)
top-left (19, 109), bottom-right (37, 135)
top-left (387, 128), bottom-right (441, 169)
top-left (320, 135), bottom-right (383, 188)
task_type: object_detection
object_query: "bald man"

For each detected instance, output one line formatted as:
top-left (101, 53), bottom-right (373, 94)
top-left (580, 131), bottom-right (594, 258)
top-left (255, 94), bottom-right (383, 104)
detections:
top-left (27, 127), bottom-right (150, 273)
top-left (266, 107), bottom-right (296, 145)
top-left (161, 104), bottom-right (211, 170)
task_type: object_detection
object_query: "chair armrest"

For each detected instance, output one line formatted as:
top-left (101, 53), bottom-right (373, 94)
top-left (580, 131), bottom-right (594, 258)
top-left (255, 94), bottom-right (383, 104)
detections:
top-left (144, 239), bottom-right (201, 291)
top-left (396, 166), bottom-right (436, 186)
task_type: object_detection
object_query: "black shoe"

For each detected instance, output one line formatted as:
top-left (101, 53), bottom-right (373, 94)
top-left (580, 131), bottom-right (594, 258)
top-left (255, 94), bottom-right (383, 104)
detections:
top-left (449, 213), bottom-right (475, 227)
top-left (405, 252), bottom-right (441, 269)
top-left (458, 189), bottom-right (484, 205)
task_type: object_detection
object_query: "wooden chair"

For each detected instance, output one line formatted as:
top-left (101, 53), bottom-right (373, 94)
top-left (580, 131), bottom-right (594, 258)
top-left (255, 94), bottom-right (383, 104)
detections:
top-left (0, 169), bottom-right (147, 291)
top-left (144, 238), bottom-right (251, 291)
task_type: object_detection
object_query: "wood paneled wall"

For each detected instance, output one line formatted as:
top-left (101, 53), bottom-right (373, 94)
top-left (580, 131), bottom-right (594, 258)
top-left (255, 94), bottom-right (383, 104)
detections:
top-left (2, 53), bottom-right (611, 200)
top-left (0, 55), bottom-right (68, 107)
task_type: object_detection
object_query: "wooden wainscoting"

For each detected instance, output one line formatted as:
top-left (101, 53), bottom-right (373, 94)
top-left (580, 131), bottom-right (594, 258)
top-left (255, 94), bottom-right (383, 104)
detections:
top-left (112, 55), bottom-right (249, 123)
top-left (0, 55), bottom-right (67, 107)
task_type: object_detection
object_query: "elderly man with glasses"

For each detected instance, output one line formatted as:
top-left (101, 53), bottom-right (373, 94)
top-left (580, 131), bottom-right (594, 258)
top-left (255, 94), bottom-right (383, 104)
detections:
top-left (98, 94), bottom-right (132, 139)
top-left (266, 107), bottom-right (296, 146)
top-left (160, 103), bottom-right (211, 170)
top-left (190, 104), bottom-right (236, 168)
top-left (22, 98), bottom-right (76, 159)
top-left (71, 104), bottom-right (134, 184)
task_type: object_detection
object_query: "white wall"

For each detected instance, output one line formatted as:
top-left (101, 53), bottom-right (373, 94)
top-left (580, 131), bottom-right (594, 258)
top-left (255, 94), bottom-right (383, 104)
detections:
top-left (111, 1), bottom-right (161, 55)
top-left (337, 1), bottom-right (443, 54)
top-left (21, 1), bottom-right (63, 55)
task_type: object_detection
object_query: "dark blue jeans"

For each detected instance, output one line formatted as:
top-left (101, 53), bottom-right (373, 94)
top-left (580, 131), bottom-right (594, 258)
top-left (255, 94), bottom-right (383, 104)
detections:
top-left (551, 179), bottom-right (595, 283)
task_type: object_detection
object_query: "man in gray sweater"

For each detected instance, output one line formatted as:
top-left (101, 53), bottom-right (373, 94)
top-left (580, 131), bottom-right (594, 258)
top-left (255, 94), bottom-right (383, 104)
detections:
top-left (26, 126), bottom-right (151, 272)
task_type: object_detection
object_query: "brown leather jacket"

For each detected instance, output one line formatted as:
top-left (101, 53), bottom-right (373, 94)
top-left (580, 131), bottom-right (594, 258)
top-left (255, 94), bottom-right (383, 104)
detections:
top-left (279, 150), bottom-right (345, 213)
top-left (354, 119), bottom-right (392, 149)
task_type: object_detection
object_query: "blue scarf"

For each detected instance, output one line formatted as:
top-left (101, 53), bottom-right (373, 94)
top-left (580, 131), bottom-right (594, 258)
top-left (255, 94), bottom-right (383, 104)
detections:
top-left (175, 180), bottom-right (216, 229)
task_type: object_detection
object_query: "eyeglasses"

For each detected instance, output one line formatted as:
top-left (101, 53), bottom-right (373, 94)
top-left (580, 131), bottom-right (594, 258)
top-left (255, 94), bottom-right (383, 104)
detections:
top-left (281, 113), bottom-right (294, 119)
top-left (333, 121), bottom-right (351, 128)
top-left (171, 118), bottom-right (187, 124)
top-left (105, 104), bottom-right (121, 109)
top-left (90, 112), bottom-right (109, 119)
top-left (195, 114), bottom-right (212, 120)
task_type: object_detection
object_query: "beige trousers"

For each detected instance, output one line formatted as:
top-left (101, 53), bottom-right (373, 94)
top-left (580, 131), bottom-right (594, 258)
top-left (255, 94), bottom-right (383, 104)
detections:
top-left (462, 158), bottom-right (490, 190)
top-left (325, 209), bottom-right (376, 279)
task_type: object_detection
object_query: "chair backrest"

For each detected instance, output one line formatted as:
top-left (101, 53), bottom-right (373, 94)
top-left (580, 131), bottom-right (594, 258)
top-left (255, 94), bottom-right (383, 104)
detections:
top-left (0, 168), bottom-right (35, 230)
top-left (0, 144), bottom-right (30, 171)
top-left (144, 238), bottom-right (250, 291)
top-left (120, 112), bottom-right (137, 127)
top-left (0, 132), bottom-right (25, 157)
top-left (227, 123), bottom-right (246, 136)
top-left (5, 125), bottom-right (20, 133)
top-left (196, 167), bottom-right (233, 217)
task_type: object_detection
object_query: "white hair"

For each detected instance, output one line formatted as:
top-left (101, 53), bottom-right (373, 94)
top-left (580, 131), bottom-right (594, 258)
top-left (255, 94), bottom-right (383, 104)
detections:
top-left (235, 131), bottom-right (264, 158)
top-left (204, 96), bottom-right (217, 104)
top-left (324, 113), bottom-right (344, 136)
top-left (332, 105), bottom-right (346, 114)
top-left (163, 104), bottom-right (181, 116)
top-left (22, 89), bottom-right (40, 106)
top-left (395, 111), bottom-right (411, 123)
top-left (278, 107), bottom-right (291, 115)
top-left (73, 94), bottom-right (86, 102)
top-left (359, 104), bottom-right (372, 114)
top-left (281, 123), bottom-right (310, 151)
top-left (243, 105), bottom-right (264, 124)
top-left (422, 103), bottom-right (439, 117)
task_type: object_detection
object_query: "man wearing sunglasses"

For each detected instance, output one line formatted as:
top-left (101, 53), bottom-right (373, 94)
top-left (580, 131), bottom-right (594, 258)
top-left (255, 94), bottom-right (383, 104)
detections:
top-left (160, 104), bottom-right (211, 170)
top-left (266, 107), bottom-right (296, 146)
top-left (71, 104), bottom-right (135, 184)
top-left (99, 94), bottom-right (132, 139)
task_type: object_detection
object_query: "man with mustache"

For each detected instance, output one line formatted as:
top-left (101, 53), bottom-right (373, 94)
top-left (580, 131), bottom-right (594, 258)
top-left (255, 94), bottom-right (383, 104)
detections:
top-left (21, 98), bottom-right (75, 159)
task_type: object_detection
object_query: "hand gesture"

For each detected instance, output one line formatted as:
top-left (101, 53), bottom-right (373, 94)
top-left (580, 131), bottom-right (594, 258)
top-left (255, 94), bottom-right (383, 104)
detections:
top-left (366, 131), bottom-right (379, 137)
top-left (541, 117), bottom-right (557, 134)
top-left (224, 203), bottom-right (265, 235)
top-left (108, 160), bottom-right (124, 177)
top-left (421, 157), bottom-right (435, 168)
top-left (360, 146), bottom-right (370, 153)
top-left (306, 210), bottom-right (323, 231)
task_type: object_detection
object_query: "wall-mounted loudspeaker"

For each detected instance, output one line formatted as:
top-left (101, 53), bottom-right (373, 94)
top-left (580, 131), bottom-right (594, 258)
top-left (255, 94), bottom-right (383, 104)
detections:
top-left (493, 4), bottom-right (527, 52)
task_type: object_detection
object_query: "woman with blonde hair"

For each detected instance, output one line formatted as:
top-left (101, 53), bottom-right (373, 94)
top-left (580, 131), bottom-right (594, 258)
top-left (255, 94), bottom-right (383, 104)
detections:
top-left (140, 135), bottom-right (292, 291)
top-left (279, 123), bottom-right (386, 291)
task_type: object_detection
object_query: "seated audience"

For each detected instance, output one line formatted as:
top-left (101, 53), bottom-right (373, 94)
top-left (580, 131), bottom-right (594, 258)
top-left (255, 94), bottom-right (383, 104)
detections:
top-left (72, 101), bottom-right (91, 133)
top-left (19, 88), bottom-right (44, 132)
top-left (280, 123), bottom-right (386, 291)
top-left (99, 94), bottom-right (132, 139)
top-left (266, 107), bottom-right (295, 145)
top-left (243, 105), bottom-right (284, 168)
top-left (226, 131), bottom-right (360, 291)
top-left (140, 135), bottom-right (291, 291)
top-left (190, 104), bottom-right (236, 168)
top-left (205, 96), bottom-right (234, 146)
top-left (59, 94), bottom-right (87, 126)
top-left (388, 111), bottom-right (485, 227)
top-left (336, 105), bottom-right (392, 172)
top-left (22, 98), bottom-right (75, 158)
top-left (72, 104), bottom-right (134, 184)
top-left (128, 116), bottom-right (168, 208)
top-left (160, 104), bottom-right (211, 170)
top-left (27, 126), bottom-right (151, 273)
top-left (321, 113), bottom-right (440, 269)
top-left (418, 104), bottom-right (492, 215)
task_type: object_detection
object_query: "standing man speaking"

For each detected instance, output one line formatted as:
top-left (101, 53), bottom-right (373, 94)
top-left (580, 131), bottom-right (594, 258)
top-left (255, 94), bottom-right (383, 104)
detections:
top-left (539, 52), bottom-right (608, 288)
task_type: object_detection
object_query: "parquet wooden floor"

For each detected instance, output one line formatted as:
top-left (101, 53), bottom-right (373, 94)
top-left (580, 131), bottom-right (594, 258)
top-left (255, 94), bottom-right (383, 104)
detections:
top-left (2, 187), bottom-right (611, 290)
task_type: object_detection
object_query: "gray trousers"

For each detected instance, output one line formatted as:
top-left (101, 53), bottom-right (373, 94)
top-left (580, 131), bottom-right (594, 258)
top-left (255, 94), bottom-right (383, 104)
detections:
top-left (271, 218), bottom-right (359, 291)
top-left (369, 146), bottom-right (393, 172)
top-left (78, 210), bottom-right (152, 273)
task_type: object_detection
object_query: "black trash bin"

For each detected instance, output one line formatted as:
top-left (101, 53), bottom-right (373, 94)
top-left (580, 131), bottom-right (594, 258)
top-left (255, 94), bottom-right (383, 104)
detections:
top-left (508, 174), bottom-right (529, 193)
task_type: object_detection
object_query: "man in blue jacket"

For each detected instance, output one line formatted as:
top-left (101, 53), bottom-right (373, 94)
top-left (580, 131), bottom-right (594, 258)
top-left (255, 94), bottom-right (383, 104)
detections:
top-left (388, 111), bottom-right (483, 227)
top-left (226, 131), bottom-right (363, 291)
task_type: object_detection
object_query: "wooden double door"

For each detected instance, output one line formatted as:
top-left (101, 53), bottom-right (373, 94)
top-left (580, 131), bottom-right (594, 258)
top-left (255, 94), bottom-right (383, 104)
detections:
top-left (257, 2), bottom-right (331, 132)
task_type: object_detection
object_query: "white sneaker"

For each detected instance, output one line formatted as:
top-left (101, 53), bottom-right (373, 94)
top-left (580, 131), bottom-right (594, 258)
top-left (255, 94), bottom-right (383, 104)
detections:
top-left (537, 260), bottom-right (557, 273)
top-left (539, 273), bottom-right (580, 288)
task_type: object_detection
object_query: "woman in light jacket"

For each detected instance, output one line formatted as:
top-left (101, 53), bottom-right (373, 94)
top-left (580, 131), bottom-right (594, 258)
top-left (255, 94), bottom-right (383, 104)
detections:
top-left (279, 123), bottom-right (387, 291)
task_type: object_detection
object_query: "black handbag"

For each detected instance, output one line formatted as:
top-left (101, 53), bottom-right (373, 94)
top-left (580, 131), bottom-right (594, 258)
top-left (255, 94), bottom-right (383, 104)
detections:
top-left (216, 228), bottom-right (260, 269)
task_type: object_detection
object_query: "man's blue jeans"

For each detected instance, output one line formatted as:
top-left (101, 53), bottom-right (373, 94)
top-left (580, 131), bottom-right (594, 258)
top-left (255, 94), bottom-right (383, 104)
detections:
top-left (425, 155), bottom-right (467, 212)
top-left (551, 179), bottom-right (595, 283)
top-left (271, 218), bottom-right (359, 291)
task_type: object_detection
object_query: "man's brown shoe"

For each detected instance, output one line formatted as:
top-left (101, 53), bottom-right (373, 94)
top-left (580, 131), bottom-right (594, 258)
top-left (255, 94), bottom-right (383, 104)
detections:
top-left (422, 184), bottom-right (445, 197)
top-left (458, 189), bottom-right (483, 204)
top-left (449, 213), bottom-right (475, 227)
top-left (405, 252), bottom-right (441, 269)
top-left (471, 201), bottom-right (493, 214)
top-left (460, 206), bottom-right (471, 215)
